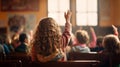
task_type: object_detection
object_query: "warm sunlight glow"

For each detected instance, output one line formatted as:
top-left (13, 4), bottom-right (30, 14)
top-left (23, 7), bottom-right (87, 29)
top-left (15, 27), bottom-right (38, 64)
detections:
top-left (76, 0), bottom-right (98, 26)
top-left (48, 0), bottom-right (70, 26)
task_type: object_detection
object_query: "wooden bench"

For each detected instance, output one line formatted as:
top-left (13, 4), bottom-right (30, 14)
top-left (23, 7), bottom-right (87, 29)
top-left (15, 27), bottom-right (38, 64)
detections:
top-left (0, 53), bottom-right (6, 60)
top-left (4, 52), bottom-right (120, 67)
top-left (109, 54), bottom-right (120, 67)
top-left (30, 61), bottom-right (100, 67)
top-left (67, 52), bottom-right (120, 67)
top-left (6, 52), bottom-right (31, 62)
top-left (0, 60), bottom-right (22, 67)
top-left (68, 52), bottom-right (99, 60)
top-left (6, 52), bottom-right (31, 67)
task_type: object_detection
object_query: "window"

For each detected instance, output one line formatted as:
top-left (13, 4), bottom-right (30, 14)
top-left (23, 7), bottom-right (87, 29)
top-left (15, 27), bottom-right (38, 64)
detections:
top-left (48, 0), bottom-right (70, 26)
top-left (48, 0), bottom-right (98, 26)
top-left (76, 0), bottom-right (98, 26)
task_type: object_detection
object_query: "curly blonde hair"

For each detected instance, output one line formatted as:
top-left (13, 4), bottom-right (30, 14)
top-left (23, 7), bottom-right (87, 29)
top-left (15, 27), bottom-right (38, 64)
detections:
top-left (31, 17), bottom-right (62, 56)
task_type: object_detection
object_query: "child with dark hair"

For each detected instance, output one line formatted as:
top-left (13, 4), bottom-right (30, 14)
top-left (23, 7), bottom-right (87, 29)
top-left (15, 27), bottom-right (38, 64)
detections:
top-left (19, 33), bottom-right (28, 43)
top-left (15, 33), bottom-right (28, 52)
top-left (90, 36), bottom-right (104, 52)
top-left (30, 10), bottom-right (72, 62)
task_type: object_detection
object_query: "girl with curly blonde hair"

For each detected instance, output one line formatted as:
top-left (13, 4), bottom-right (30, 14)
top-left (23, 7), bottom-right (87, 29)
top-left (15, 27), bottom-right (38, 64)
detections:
top-left (30, 10), bottom-right (72, 62)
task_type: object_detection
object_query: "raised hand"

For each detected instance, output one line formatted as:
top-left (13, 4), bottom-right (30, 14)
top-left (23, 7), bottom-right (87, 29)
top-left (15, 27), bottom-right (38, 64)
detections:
top-left (112, 25), bottom-right (118, 36)
top-left (64, 10), bottom-right (72, 22)
top-left (112, 25), bottom-right (118, 32)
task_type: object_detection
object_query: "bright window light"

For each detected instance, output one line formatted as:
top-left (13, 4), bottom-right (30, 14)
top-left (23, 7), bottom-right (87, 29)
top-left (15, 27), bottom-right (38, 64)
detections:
top-left (76, 0), bottom-right (98, 26)
top-left (48, 0), bottom-right (70, 26)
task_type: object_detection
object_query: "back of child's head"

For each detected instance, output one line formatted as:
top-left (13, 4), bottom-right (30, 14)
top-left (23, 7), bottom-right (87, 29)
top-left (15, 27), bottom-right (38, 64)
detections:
top-left (103, 34), bottom-right (120, 54)
top-left (96, 36), bottom-right (103, 47)
top-left (32, 17), bottom-right (62, 56)
top-left (75, 30), bottom-right (89, 44)
top-left (36, 17), bottom-right (61, 37)
top-left (19, 33), bottom-right (28, 43)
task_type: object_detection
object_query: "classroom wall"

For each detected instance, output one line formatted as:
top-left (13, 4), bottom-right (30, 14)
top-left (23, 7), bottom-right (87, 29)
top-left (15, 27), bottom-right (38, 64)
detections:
top-left (99, 0), bottom-right (113, 26)
top-left (99, 0), bottom-right (120, 26)
top-left (0, 0), bottom-right (47, 35)
top-left (114, 0), bottom-right (120, 25)
top-left (0, 0), bottom-right (47, 26)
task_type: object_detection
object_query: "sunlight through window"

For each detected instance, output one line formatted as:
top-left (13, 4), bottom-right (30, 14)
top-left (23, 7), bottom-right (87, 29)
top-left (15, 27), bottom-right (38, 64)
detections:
top-left (48, 0), bottom-right (70, 26)
top-left (76, 0), bottom-right (98, 26)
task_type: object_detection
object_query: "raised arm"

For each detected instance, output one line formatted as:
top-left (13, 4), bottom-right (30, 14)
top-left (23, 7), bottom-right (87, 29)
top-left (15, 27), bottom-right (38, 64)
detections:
top-left (62, 10), bottom-right (72, 48)
top-left (112, 25), bottom-right (119, 36)
top-left (89, 27), bottom-right (97, 48)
